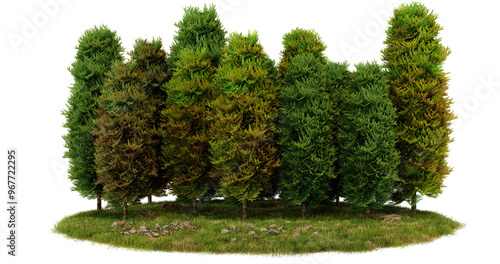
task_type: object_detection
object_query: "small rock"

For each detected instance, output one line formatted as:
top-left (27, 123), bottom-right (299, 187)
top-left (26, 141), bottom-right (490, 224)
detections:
top-left (246, 224), bottom-right (257, 229)
top-left (269, 224), bottom-right (277, 228)
top-left (252, 235), bottom-right (259, 239)
top-left (121, 228), bottom-right (130, 232)
top-left (139, 226), bottom-right (147, 230)
top-left (111, 221), bottom-right (133, 228)
top-left (267, 229), bottom-right (279, 236)
top-left (248, 231), bottom-right (256, 235)
top-left (129, 229), bottom-right (136, 234)
top-left (221, 228), bottom-right (229, 233)
top-left (230, 238), bottom-right (237, 242)
top-left (375, 214), bottom-right (405, 222)
top-left (160, 232), bottom-right (167, 236)
top-left (259, 227), bottom-right (268, 232)
top-left (304, 226), bottom-right (314, 230)
top-left (144, 233), bottom-right (152, 237)
top-left (281, 230), bottom-right (288, 233)
top-left (110, 230), bottom-right (115, 233)
top-left (285, 220), bottom-right (291, 224)
top-left (155, 223), bottom-right (161, 230)
top-left (232, 229), bottom-right (241, 233)
top-left (230, 225), bottom-right (236, 229)
top-left (152, 232), bottom-right (159, 237)
top-left (277, 226), bottom-right (284, 230)
top-left (310, 231), bottom-right (319, 237)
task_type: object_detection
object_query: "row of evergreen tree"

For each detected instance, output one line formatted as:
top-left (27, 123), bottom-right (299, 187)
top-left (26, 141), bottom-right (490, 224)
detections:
top-left (63, 3), bottom-right (454, 219)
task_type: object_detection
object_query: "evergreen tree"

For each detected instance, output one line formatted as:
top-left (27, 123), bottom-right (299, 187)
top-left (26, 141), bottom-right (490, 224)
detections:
top-left (338, 62), bottom-right (400, 217)
top-left (277, 28), bottom-right (335, 219)
top-left (277, 54), bottom-right (336, 219)
top-left (324, 62), bottom-right (351, 205)
top-left (167, 4), bottom-right (227, 202)
top-left (94, 38), bottom-right (167, 219)
top-left (128, 38), bottom-right (170, 202)
top-left (62, 25), bottom-right (124, 211)
top-left (381, 2), bottom-right (455, 215)
top-left (160, 47), bottom-right (216, 214)
top-left (210, 32), bottom-right (280, 220)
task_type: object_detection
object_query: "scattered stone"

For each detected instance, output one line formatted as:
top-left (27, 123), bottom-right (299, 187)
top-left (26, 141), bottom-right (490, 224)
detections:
top-left (144, 233), bottom-right (152, 237)
top-left (232, 229), bottom-right (241, 233)
top-left (310, 231), bottom-right (319, 237)
top-left (281, 230), bottom-right (287, 233)
top-left (155, 223), bottom-right (161, 230)
top-left (259, 227), bottom-right (268, 232)
top-left (163, 221), bottom-right (196, 231)
top-left (231, 238), bottom-right (237, 242)
top-left (129, 229), bottom-right (136, 234)
top-left (121, 228), bottom-right (130, 232)
top-left (374, 214), bottom-right (405, 222)
top-left (221, 228), bottom-right (229, 233)
top-left (277, 226), bottom-right (284, 230)
top-left (246, 224), bottom-right (257, 229)
top-left (340, 233), bottom-right (348, 237)
top-left (111, 221), bottom-right (133, 228)
top-left (304, 226), bottom-right (314, 230)
top-left (267, 229), bottom-right (279, 236)
top-left (252, 235), bottom-right (259, 239)
top-left (110, 230), bottom-right (115, 233)
top-left (159, 202), bottom-right (184, 210)
top-left (152, 232), bottom-right (159, 237)
top-left (133, 211), bottom-right (157, 218)
top-left (285, 220), bottom-right (291, 224)
top-left (230, 225), bottom-right (236, 229)
top-left (248, 231), bottom-right (256, 235)
top-left (269, 224), bottom-right (277, 228)
top-left (123, 232), bottom-right (130, 235)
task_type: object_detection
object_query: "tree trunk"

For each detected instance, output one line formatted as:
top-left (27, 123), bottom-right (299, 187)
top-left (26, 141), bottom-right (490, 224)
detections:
top-left (411, 194), bottom-right (417, 216)
top-left (148, 194), bottom-right (152, 203)
top-left (123, 202), bottom-right (128, 219)
top-left (97, 191), bottom-right (102, 211)
top-left (335, 195), bottom-right (340, 206)
top-left (193, 198), bottom-right (197, 215)
top-left (366, 204), bottom-right (370, 218)
top-left (243, 200), bottom-right (248, 220)
top-left (302, 202), bottom-right (306, 219)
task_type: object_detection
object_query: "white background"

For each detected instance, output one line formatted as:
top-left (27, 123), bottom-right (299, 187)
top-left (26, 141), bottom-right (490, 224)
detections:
top-left (1, 0), bottom-right (499, 263)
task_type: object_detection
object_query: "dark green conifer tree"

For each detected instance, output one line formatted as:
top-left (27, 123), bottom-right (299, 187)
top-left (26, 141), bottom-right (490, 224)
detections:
top-left (166, 4), bottom-right (227, 202)
top-left (324, 61), bottom-right (351, 205)
top-left (94, 38), bottom-right (167, 219)
top-left (160, 47), bottom-right (215, 214)
top-left (381, 2), bottom-right (455, 215)
top-left (210, 32), bottom-right (280, 220)
top-left (62, 25), bottom-right (124, 211)
top-left (338, 62), bottom-right (400, 217)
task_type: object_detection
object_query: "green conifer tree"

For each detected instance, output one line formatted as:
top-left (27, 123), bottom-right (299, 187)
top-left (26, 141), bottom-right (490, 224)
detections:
top-left (277, 28), bottom-right (335, 219)
top-left (210, 32), bottom-right (280, 220)
top-left (94, 38), bottom-right (166, 219)
top-left (323, 61), bottom-right (351, 205)
top-left (277, 54), bottom-right (336, 219)
top-left (338, 62), bottom-right (400, 217)
top-left (381, 2), bottom-right (455, 215)
top-left (166, 4), bottom-right (227, 202)
top-left (160, 47), bottom-right (215, 214)
top-left (62, 25), bottom-right (124, 211)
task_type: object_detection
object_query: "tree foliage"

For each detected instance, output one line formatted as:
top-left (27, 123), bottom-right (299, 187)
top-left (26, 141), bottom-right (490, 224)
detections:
top-left (160, 47), bottom-right (216, 213)
top-left (62, 25), bottom-right (124, 210)
top-left (338, 62), bottom-right (400, 216)
top-left (169, 4), bottom-right (227, 69)
top-left (381, 2), bottom-right (455, 211)
top-left (94, 38), bottom-right (168, 218)
top-left (210, 31), bottom-right (280, 219)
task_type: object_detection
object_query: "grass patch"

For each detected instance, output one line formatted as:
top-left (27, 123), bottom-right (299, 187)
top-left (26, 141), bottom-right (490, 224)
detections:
top-left (53, 200), bottom-right (463, 254)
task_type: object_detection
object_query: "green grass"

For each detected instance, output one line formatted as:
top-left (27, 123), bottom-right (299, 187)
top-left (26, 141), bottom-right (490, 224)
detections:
top-left (53, 200), bottom-right (463, 254)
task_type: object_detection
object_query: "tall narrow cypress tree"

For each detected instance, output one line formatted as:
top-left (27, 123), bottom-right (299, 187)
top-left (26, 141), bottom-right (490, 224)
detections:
top-left (277, 54), bottom-right (336, 219)
top-left (62, 25), bottom-right (124, 211)
top-left (338, 62), bottom-right (400, 217)
top-left (166, 4), bottom-right (227, 202)
top-left (160, 48), bottom-right (215, 214)
top-left (381, 2), bottom-right (455, 215)
top-left (210, 32), bottom-right (280, 220)
top-left (277, 28), bottom-right (335, 219)
top-left (94, 38), bottom-right (166, 219)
